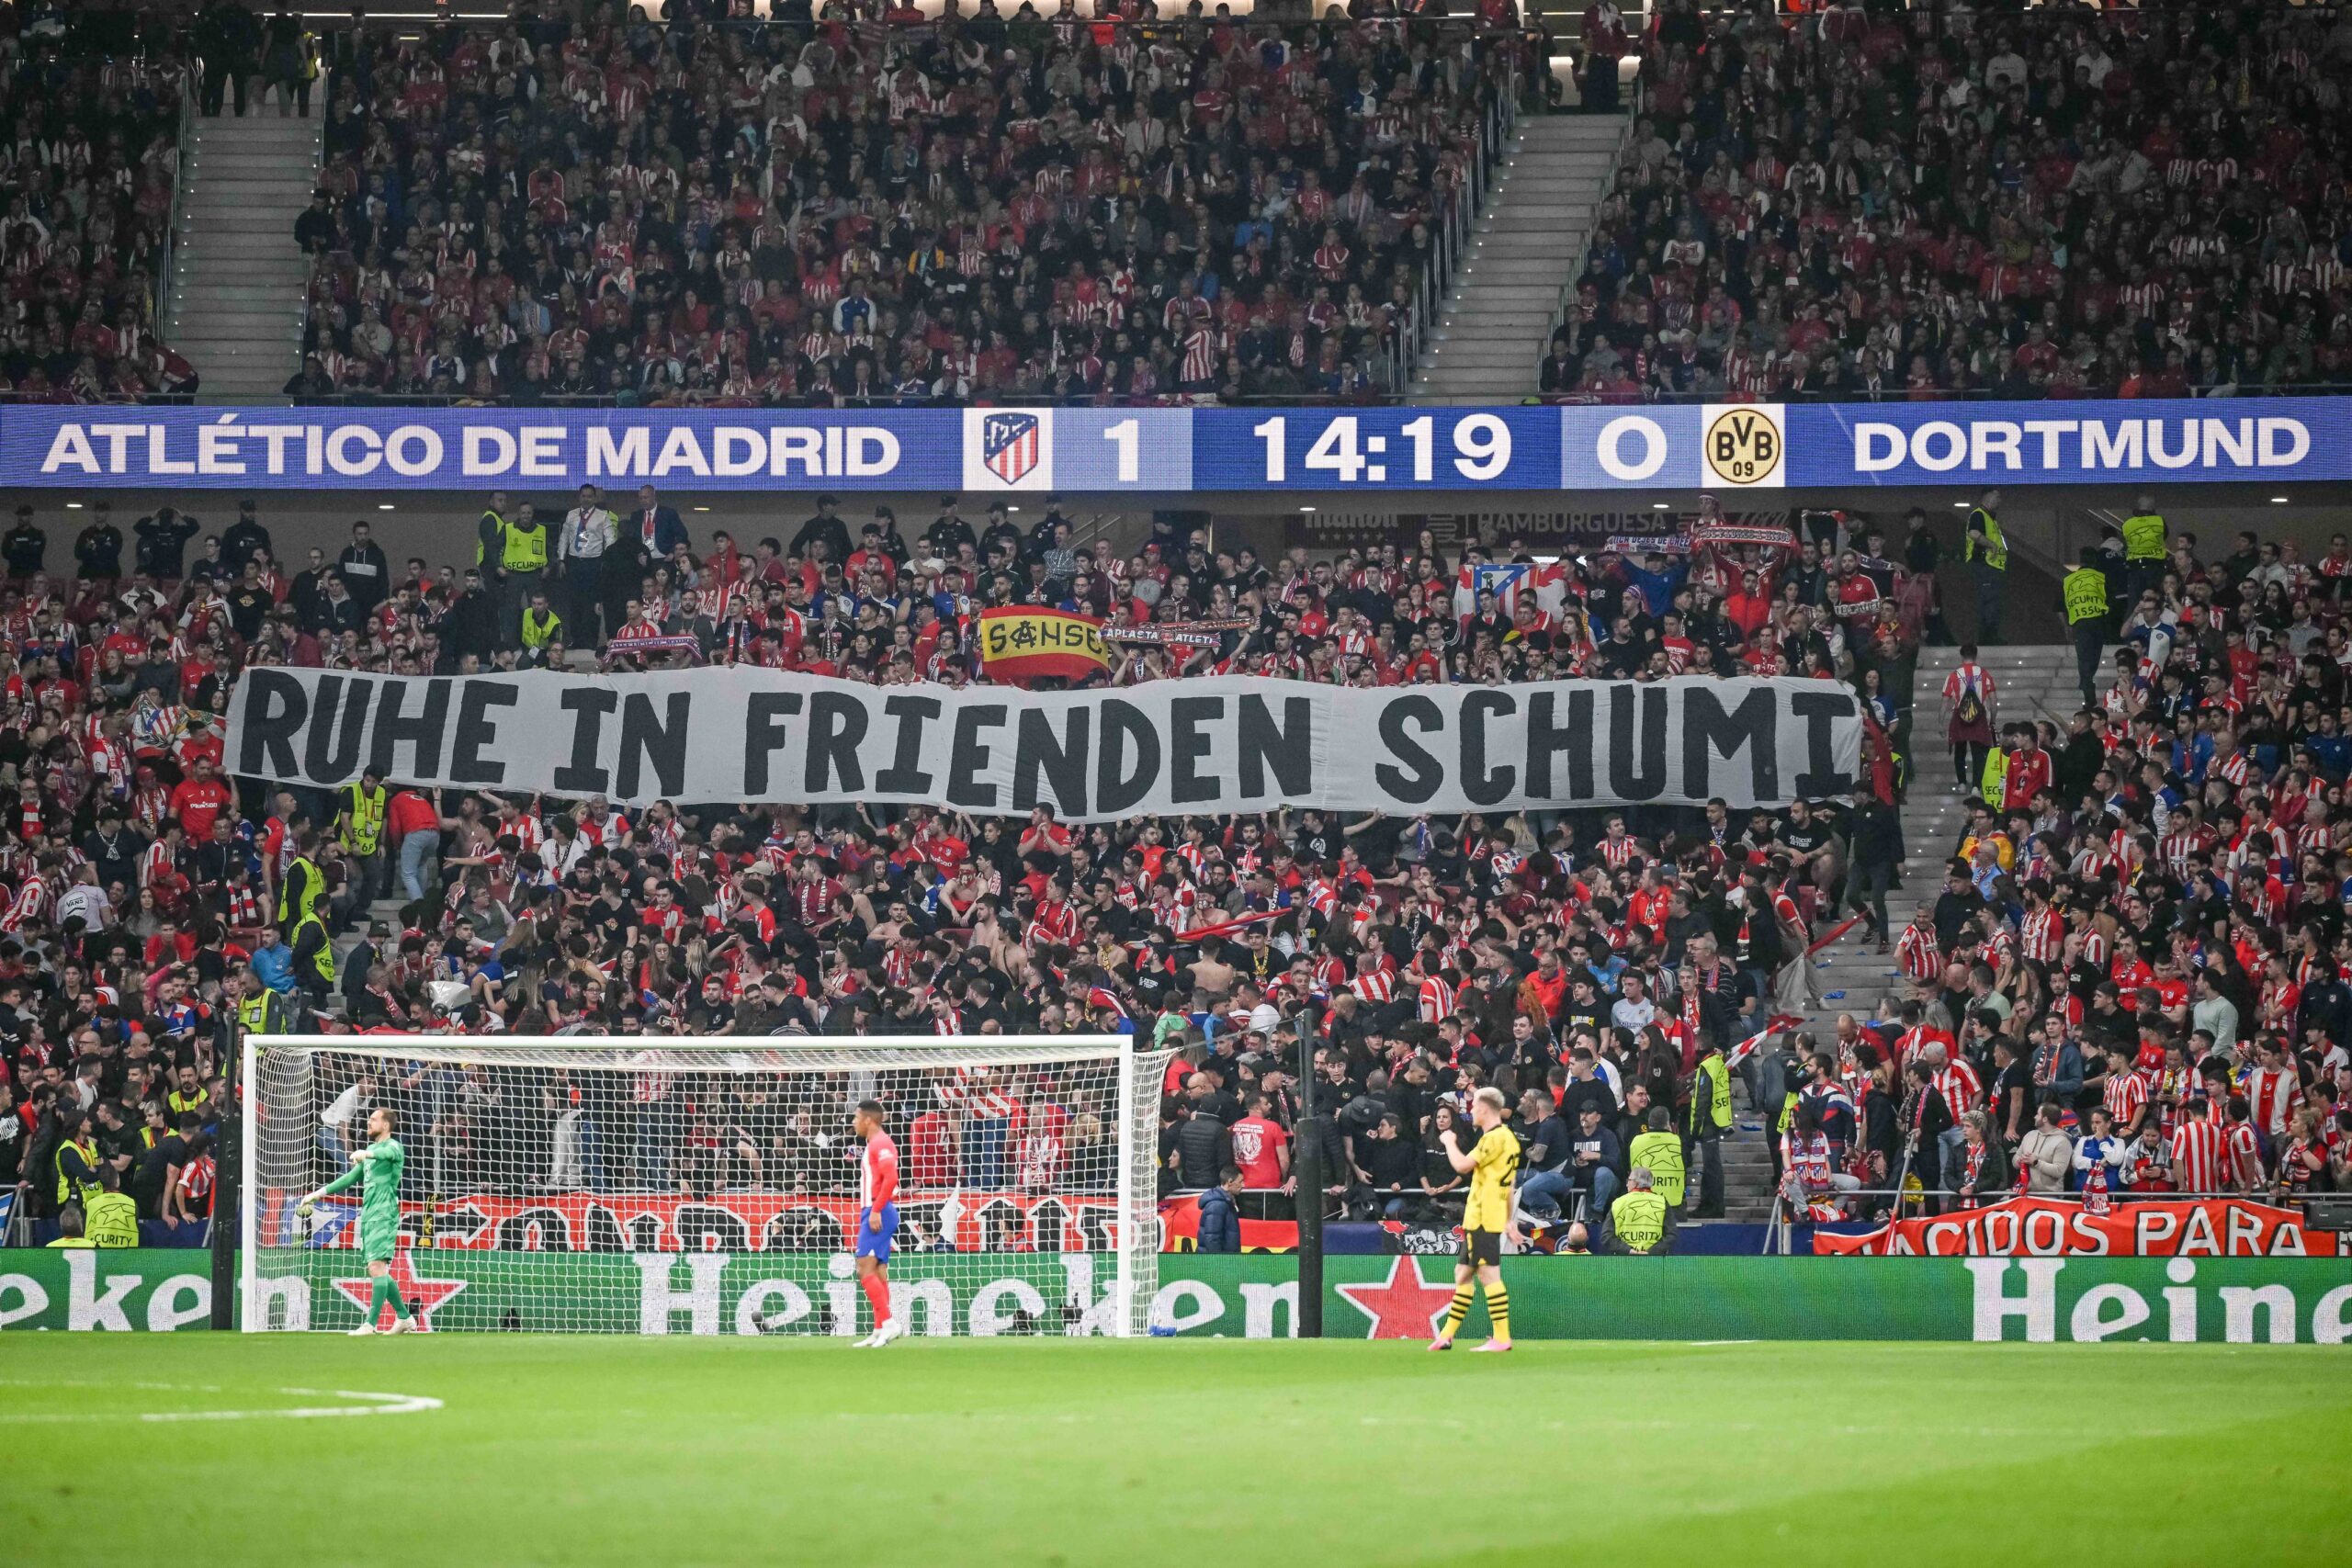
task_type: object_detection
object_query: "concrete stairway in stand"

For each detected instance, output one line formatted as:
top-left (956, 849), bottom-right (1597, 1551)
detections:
top-left (165, 112), bottom-right (322, 403)
top-left (1707, 645), bottom-right (2083, 1223)
top-left (1411, 114), bottom-right (1622, 402)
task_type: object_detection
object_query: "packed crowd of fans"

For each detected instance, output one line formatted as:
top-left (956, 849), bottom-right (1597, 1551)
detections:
top-left (1545, 0), bottom-right (2352, 401)
top-left (2, 490), bottom-right (1936, 1250)
top-left (1833, 508), bottom-right (2352, 1228)
top-left (287, 3), bottom-right (1532, 406)
top-left (0, 4), bottom-right (198, 403)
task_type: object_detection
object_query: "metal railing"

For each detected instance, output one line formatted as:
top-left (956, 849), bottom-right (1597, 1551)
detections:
top-left (1389, 55), bottom-right (1527, 394)
top-left (156, 62), bottom-right (199, 348)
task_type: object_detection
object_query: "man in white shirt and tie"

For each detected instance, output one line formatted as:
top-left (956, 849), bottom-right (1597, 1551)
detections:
top-left (559, 482), bottom-right (617, 646)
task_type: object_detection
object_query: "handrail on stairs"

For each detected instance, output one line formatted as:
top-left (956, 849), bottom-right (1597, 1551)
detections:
top-left (156, 62), bottom-right (198, 351)
top-left (1396, 57), bottom-right (1521, 395)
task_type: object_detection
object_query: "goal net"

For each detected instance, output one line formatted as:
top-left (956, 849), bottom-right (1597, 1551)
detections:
top-left (239, 1033), bottom-right (1173, 1337)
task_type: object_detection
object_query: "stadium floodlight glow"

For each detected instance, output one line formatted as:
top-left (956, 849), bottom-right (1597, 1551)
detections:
top-left (2272, 496), bottom-right (2290, 503)
top-left (378, 503), bottom-right (396, 511)
top-left (239, 1033), bottom-right (1171, 1337)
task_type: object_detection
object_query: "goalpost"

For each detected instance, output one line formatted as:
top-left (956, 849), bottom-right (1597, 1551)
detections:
top-left (239, 1033), bottom-right (1173, 1337)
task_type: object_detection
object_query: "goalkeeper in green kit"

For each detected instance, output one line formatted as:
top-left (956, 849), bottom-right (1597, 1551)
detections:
top-left (298, 1106), bottom-right (414, 1335)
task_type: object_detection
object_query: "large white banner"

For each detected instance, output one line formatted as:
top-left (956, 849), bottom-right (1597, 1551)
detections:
top-left (226, 669), bottom-right (1860, 819)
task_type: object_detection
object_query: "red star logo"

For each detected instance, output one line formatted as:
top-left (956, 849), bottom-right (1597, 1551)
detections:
top-left (1333, 1255), bottom-right (1459, 1340)
top-left (331, 1246), bottom-right (468, 1331)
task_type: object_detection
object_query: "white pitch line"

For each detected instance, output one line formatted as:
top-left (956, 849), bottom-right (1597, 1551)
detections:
top-left (0, 1386), bottom-right (441, 1423)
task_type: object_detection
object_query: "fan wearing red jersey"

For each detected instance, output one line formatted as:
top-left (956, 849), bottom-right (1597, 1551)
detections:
top-left (852, 1100), bottom-right (904, 1348)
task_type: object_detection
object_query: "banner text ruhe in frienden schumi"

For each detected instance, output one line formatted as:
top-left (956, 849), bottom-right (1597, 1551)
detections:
top-left (226, 671), bottom-right (1860, 819)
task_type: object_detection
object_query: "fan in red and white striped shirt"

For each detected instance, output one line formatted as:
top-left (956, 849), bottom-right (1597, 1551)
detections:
top-left (1417, 970), bottom-right (1456, 1024)
top-left (1931, 1055), bottom-right (1983, 1120)
top-left (2019, 898), bottom-right (2064, 965)
top-left (1895, 913), bottom-right (1941, 981)
top-left (2166, 1101), bottom-right (2227, 1194)
top-left (1350, 953), bottom-right (1396, 1005)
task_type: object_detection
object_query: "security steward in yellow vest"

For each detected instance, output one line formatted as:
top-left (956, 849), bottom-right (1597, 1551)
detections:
top-left (2119, 492), bottom-right (2165, 604)
top-left (84, 1165), bottom-right (140, 1247)
top-left (289, 909), bottom-right (337, 1006)
top-left (53, 1113), bottom-right (101, 1211)
top-left (2063, 547), bottom-right (2110, 705)
top-left (474, 490), bottom-right (513, 571)
top-left (499, 501), bottom-right (551, 641)
top-left (44, 1209), bottom-right (95, 1247)
top-left (1963, 488), bottom-right (2007, 644)
top-left (1603, 1168), bottom-right (1673, 1254)
top-left (338, 770), bottom-right (389, 908)
top-left (521, 592), bottom-right (565, 657)
top-left (1627, 1108), bottom-right (1687, 1210)
top-left (235, 972), bottom-right (292, 1039)
top-left (276, 829), bottom-right (325, 930)
top-left (1687, 1040), bottom-right (1733, 1218)
top-left (1980, 740), bottom-right (2010, 810)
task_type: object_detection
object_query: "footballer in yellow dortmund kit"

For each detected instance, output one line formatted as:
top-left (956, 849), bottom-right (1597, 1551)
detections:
top-left (1431, 1085), bottom-right (1519, 1351)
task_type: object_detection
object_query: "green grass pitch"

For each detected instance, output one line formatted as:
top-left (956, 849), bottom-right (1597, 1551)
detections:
top-left (6, 1336), bottom-right (2346, 1566)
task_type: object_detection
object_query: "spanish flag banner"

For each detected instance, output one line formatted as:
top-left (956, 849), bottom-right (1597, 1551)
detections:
top-left (976, 607), bottom-right (1114, 683)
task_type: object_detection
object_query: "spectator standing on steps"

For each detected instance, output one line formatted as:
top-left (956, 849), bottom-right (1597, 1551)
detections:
top-left (1941, 645), bottom-right (1996, 792)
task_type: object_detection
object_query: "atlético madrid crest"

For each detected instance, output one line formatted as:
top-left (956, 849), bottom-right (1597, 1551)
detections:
top-left (961, 407), bottom-right (1054, 490)
top-left (983, 412), bottom-right (1040, 483)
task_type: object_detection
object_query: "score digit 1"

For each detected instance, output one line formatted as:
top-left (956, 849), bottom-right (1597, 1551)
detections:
top-left (1102, 417), bottom-right (1138, 482)
top-left (1253, 415), bottom-right (1286, 482)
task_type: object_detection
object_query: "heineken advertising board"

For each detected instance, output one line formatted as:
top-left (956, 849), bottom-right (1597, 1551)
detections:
top-left (6, 1251), bottom-right (2351, 1343)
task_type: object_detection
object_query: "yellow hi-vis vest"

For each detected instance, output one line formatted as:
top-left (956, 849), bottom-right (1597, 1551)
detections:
top-left (1980, 747), bottom-right (2009, 807)
top-left (277, 855), bottom-right (322, 927)
top-left (521, 604), bottom-right (564, 648)
top-left (1690, 1055), bottom-right (1732, 1134)
top-left (1966, 508), bottom-right (2007, 570)
top-left (474, 509), bottom-right (508, 566)
top-left (341, 782), bottom-right (386, 855)
top-left (2120, 512), bottom-right (2165, 562)
top-left (238, 989), bottom-right (287, 1037)
top-left (2064, 568), bottom-right (2107, 625)
top-left (55, 1137), bottom-right (99, 1207)
top-left (1626, 1129), bottom-right (1686, 1207)
top-left (293, 911), bottom-right (337, 987)
top-left (1609, 1190), bottom-right (1670, 1253)
top-left (503, 519), bottom-right (549, 573)
top-left (85, 1190), bottom-right (139, 1247)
